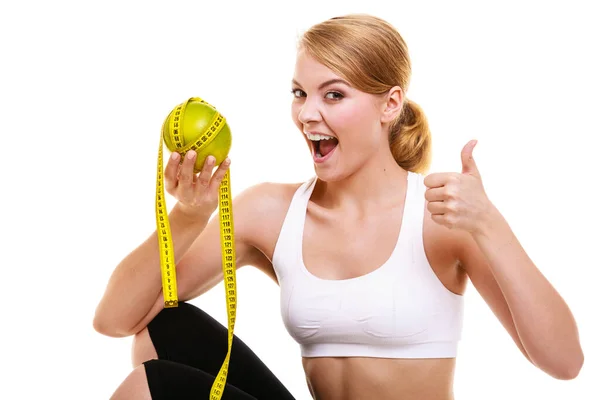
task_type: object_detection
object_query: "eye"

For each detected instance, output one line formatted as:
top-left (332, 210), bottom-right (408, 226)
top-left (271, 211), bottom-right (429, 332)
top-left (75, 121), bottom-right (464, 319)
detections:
top-left (325, 91), bottom-right (344, 100)
top-left (291, 89), bottom-right (305, 98)
top-left (290, 89), bottom-right (344, 100)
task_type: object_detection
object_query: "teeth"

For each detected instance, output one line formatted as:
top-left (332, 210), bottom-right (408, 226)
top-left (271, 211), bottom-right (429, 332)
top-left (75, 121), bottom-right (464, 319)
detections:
top-left (305, 132), bottom-right (335, 141)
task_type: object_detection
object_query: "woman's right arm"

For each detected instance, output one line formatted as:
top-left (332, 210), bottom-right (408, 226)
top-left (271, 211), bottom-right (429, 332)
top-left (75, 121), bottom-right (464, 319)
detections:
top-left (93, 202), bottom-right (209, 337)
top-left (93, 150), bottom-right (256, 338)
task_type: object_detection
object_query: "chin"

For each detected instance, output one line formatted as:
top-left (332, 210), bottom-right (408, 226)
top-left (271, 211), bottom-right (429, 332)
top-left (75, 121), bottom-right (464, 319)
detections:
top-left (314, 170), bottom-right (341, 182)
top-left (312, 163), bottom-right (353, 183)
top-left (313, 155), bottom-right (376, 183)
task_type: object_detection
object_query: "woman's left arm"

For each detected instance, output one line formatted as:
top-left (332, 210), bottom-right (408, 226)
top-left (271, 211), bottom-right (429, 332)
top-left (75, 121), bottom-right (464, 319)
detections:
top-left (459, 206), bottom-right (584, 380)
top-left (424, 140), bottom-right (584, 380)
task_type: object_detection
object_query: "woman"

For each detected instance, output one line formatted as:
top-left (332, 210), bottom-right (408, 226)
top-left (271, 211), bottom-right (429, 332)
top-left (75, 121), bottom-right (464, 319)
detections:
top-left (94, 13), bottom-right (584, 400)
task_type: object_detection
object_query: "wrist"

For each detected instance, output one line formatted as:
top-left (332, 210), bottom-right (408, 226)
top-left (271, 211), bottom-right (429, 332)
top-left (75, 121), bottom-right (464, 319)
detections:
top-left (472, 203), bottom-right (503, 239)
top-left (471, 204), bottom-right (515, 254)
top-left (172, 202), bottom-right (212, 225)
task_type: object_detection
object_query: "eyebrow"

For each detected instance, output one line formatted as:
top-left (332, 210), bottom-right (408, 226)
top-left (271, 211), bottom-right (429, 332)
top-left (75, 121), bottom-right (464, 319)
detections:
top-left (291, 78), bottom-right (351, 90)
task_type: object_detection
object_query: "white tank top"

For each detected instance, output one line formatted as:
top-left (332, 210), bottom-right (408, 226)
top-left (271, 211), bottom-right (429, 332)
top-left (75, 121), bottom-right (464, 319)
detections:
top-left (271, 171), bottom-right (465, 358)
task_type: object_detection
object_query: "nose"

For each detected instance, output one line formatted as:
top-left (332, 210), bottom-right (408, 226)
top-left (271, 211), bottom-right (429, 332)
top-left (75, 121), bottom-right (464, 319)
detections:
top-left (297, 97), bottom-right (322, 125)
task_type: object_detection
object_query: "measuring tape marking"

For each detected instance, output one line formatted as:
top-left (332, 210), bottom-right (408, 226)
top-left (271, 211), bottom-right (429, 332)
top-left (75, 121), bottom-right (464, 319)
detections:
top-left (156, 97), bottom-right (237, 399)
top-left (210, 169), bottom-right (237, 399)
top-left (156, 130), bottom-right (178, 308)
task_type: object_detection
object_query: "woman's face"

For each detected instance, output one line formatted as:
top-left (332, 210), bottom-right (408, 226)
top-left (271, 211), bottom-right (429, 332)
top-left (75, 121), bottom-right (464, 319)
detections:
top-left (290, 48), bottom-right (391, 182)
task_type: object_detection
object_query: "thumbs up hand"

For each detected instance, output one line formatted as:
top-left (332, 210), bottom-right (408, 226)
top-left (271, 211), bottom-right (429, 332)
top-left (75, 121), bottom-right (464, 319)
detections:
top-left (423, 140), bottom-right (495, 234)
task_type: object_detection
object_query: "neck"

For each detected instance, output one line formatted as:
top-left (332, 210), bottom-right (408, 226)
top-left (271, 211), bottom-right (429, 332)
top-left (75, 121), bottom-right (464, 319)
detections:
top-left (313, 148), bottom-right (409, 214)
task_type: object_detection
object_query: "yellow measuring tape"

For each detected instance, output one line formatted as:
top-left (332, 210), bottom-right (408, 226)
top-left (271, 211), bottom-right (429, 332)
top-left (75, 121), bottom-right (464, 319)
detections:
top-left (155, 97), bottom-right (237, 400)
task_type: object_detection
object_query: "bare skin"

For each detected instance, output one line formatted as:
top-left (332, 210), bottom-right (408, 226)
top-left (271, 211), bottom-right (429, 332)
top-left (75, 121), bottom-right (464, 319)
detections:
top-left (249, 177), bottom-right (468, 400)
top-left (109, 177), bottom-right (467, 400)
top-left (98, 47), bottom-right (582, 399)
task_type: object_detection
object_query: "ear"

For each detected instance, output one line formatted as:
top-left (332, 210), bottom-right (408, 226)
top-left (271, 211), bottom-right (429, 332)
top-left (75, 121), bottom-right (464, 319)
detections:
top-left (380, 86), bottom-right (404, 124)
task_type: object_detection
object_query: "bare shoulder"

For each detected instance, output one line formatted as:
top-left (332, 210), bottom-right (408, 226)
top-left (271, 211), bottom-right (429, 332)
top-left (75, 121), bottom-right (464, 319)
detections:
top-left (234, 180), bottom-right (303, 242)
top-left (233, 180), bottom-right (305, 279)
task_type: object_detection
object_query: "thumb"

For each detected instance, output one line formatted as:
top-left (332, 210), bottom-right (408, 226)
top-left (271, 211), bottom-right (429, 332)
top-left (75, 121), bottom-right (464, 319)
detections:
top-left (461, 139), bottom-right (480, 176)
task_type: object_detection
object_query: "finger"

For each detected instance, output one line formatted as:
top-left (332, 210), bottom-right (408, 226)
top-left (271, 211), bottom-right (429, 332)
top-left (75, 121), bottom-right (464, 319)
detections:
top-left (164, 152), bottom-right (181, 192)
top-left (427, 200), bottom-right (446, 215)
top-left (430, 213), bottom-right (451, 228)
top-left (178, 150), bottom-right (197, 188)
top-left (208, 157), bottom-right (231, 193)
top-left (424, 187), bottom-right (448, 202)
top-left (196, 155), bottom-right (216, 188)
top-left (461, 139), bottom-right (479, 176)
top-left (423, 172), bottom-right (456, 188)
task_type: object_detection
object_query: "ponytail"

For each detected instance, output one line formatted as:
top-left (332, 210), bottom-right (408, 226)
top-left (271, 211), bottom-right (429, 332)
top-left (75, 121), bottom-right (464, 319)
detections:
top-left (389, 99), bottom-right (432, 174)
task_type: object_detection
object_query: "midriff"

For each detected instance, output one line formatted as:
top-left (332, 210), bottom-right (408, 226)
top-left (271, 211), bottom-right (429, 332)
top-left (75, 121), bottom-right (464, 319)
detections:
top-left (302, 356), bottom-right (456, 400)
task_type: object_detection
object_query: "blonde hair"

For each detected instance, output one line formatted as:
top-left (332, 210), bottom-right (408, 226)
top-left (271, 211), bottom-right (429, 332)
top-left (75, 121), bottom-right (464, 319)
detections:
top-left (299, 14), bottom-right (432, 174)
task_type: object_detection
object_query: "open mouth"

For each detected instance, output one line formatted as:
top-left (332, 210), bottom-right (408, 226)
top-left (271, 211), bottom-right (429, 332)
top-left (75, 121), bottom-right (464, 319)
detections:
top-left (306, 133), bottom-right (339, 159)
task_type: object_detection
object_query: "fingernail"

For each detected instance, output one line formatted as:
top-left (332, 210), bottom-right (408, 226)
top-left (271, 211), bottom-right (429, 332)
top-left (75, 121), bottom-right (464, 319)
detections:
top-left (207, 156), bottom-right (215, 163)
top-left (171, 152), bottom-right (179, 161)
top-left (187, 151), bottom-right (195, 159)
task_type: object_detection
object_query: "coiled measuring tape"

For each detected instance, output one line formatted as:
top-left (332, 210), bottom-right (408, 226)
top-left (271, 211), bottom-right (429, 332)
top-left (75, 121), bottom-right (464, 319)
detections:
top-left (156, 97), bottom-right (237, 400)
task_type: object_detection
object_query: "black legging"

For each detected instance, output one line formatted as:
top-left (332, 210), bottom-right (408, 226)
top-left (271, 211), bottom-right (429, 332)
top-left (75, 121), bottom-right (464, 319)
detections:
top-left (143, 302), bottom-right (297, 399)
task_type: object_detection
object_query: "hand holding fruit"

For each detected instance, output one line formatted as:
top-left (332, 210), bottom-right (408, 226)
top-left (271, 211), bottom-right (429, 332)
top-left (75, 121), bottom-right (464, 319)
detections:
top-left (160, 97), bottom-right (233, 220)
top-left (164, 150), bottom-right (231, 220)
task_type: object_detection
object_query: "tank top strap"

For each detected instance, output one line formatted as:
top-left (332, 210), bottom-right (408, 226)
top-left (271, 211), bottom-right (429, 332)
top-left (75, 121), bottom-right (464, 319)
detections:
top-left (271, 176), bottom-right (318, 281)
top-left (401, 171), bottom-right (424, 236)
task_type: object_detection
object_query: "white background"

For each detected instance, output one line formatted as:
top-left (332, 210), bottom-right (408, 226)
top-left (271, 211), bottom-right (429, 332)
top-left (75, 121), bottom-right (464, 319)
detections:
top-left (1, 0), bottom-right (598, 399)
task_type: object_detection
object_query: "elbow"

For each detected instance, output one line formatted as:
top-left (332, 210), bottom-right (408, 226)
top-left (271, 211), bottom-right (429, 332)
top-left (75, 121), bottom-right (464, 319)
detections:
top-left (536, 350), bottom-right (584, 381)
top-left (555, 353), bottom-right (584, 380)
top-left (93, 316), bottom-right (123, 338)
top-left (93, 309), bottom-right (133, 338)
